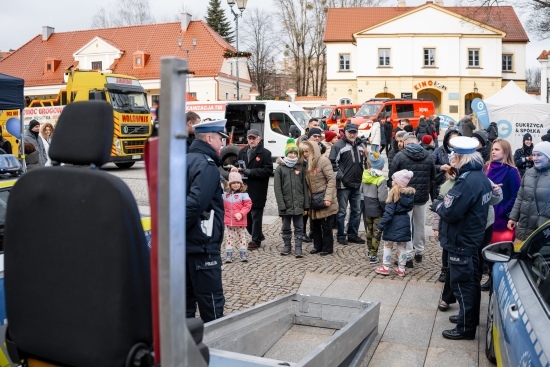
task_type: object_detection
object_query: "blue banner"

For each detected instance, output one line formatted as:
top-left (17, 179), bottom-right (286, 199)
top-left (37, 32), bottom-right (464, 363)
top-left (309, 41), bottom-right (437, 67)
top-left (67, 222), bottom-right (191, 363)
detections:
top-left (471, 98), bottom-right (490, 129)
top-left (437, 115), bottom-right (457, 130)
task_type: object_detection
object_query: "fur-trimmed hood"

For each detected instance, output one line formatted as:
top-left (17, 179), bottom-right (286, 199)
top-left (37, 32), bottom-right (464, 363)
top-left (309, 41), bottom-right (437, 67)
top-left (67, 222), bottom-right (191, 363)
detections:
top-left (399, 186), bottom-right (416, 195)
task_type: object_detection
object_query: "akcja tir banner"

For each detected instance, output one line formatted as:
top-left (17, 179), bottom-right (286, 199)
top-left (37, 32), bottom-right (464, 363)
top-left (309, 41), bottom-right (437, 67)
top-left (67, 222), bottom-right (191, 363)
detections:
top-left (471, 98), bottom-right (490, 129)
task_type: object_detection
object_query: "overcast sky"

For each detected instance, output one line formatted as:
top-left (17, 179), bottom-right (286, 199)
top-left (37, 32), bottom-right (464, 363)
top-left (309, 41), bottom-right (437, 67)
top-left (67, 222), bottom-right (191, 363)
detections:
top-left (0, 0), bottom-right (545, 67)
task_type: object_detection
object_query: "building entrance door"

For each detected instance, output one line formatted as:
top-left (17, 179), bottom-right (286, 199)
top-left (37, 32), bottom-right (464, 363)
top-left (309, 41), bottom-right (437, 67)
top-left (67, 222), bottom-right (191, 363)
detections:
top-left (417, 89), bottom-right (441, 113)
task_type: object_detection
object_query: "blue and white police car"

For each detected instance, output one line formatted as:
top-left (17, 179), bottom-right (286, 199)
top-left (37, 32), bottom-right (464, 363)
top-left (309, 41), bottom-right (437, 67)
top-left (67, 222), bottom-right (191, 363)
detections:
top-left (483, 221), bottom-right (550, 366)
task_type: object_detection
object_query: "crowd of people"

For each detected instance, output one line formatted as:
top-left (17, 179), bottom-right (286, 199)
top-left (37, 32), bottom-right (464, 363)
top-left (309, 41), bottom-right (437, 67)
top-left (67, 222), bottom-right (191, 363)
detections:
top-left (185, 113), bottom-right (550, 342)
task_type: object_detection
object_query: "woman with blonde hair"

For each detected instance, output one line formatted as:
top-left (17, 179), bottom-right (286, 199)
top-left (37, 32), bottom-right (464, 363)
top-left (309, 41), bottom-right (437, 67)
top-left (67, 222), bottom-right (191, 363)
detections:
top-left (40, 122), bottom-right (55, 166)
top-left (299, 140), bottom-right (338, 256)
top-left (484, 138), bottom-right (521, 243)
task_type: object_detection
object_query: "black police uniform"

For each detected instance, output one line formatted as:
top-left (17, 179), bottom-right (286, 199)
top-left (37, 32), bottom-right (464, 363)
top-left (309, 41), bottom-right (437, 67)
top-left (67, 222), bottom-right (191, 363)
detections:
top-left (435, 159), bottom-right (492, 338)
top-left (186, 139), bottom-right (225, 322)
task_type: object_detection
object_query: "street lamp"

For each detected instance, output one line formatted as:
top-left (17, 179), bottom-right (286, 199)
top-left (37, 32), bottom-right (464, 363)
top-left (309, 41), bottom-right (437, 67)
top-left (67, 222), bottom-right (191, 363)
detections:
top-left (473, 82), bottom-right (478, 95)
top-left (383, 81), bottom-right (388, 97)
top-left (177, 37), bottom-right (197, 95)
top-left (227, 0), bottom-right (248, 100)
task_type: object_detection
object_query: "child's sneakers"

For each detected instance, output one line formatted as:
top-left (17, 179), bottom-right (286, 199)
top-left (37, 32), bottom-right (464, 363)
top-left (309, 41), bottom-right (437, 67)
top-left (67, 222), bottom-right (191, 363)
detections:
top-left (239, 249), bottom-right (248, 262)
top-left (369, 256), bottom-right (379, 264)
top-left (225, 249), bottom-right (233, 263)
top-left (375, 265), bottom-right (390, 275)
top-left (394, 267), bottom-right (406, 277)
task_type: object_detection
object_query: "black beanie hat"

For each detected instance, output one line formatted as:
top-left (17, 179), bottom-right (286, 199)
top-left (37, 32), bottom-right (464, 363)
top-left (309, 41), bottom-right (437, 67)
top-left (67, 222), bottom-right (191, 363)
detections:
top-left (523, 133), bottom-right (532, 142)
top-left (28, 119), bottom-right (40, 131)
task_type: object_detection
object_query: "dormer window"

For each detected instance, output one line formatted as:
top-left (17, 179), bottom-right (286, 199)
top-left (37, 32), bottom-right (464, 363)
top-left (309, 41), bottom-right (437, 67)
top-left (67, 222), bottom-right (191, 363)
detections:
top-left (133, 51), bottom-right (149, 69)
top-left (91, 61), bottom-right (102, 70)
top-left (44, 58), bottom-right (61, 74)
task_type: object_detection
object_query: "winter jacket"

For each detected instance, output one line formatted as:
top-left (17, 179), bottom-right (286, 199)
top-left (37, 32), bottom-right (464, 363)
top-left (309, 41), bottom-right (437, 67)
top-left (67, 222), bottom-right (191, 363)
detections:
top-left (420, 143), bottom-right (435, 155)
top-left (329, 136), bottom-right (366, 189)
top-left (435, 160), bottom-right (492, 257)
top-left (23, 130), bottom-right (47, 167)
top-left (186, 139), bottom-right (225, 255)
top-left (361, 168), bottom-right (388, 218)
top-left (389, 143), bottom-right (435, 204)
top-left (387, 138), bottom-right (401, 172)
top-left (485, 162), bottom-right (521, 233)
top-left (461, 119), bottom-right (476, 137)
top-left (302, 141), bottom-right (338, 220)
top-left (383, 120), bottom-right (393, 145)
top-left (377, 187), bottom-right (415, 242)
top-left (434, 116), bottom-right (441, 136)
top-left (237, 140), bottom-right (273, 209)
top-left (509, 164), bottom-right (550, 241)
top-left (415, 119), bottom-right (432, 140)
top-left (223, 191), bottom-right (252, 227)
top-left (432, 129), bottom-right (460, 195)
top-left (25, 151), bottom-right (40, 171)
top-left (514, 145), bottom-right (534, 177)
top-left (274, 158), bottom-right (309, 216)
top-left (368, 121), bottom-right (381, 146)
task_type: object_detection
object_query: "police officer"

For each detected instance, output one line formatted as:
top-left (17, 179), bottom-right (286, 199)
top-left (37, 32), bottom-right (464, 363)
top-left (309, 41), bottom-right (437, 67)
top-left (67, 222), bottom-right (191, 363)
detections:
top-left (433, 136), bottom-right (492, 340)
top-left (186, 119), bottom-right (228, 322)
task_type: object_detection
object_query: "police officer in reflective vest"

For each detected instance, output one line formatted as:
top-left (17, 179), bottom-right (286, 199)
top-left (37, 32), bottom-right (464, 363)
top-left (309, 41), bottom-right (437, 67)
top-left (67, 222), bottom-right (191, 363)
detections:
top-left (186, 119), bottom-right (228, 322)
top-left (433, 136), bottom-right (492, 340)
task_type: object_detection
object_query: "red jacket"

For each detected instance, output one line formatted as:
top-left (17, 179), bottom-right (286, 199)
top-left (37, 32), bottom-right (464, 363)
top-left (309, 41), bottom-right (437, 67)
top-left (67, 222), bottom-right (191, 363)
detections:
top-left (223, 191), bottom-right (252, 227)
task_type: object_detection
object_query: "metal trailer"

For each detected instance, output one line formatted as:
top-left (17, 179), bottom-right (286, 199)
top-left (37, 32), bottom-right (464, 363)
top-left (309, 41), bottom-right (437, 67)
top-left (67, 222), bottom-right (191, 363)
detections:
top-left (159, 57), bottom-right (379, 367)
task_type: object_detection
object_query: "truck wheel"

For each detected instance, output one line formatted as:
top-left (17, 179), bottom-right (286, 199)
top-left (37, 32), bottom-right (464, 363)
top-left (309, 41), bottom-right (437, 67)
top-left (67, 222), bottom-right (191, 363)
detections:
top-left (115, 162), bottom-right (135, 169)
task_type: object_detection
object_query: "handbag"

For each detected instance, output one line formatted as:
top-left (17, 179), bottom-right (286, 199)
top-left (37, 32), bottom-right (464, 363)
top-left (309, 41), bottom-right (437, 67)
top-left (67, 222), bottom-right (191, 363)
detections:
top-left (310, 190), bottom-right (327, 210)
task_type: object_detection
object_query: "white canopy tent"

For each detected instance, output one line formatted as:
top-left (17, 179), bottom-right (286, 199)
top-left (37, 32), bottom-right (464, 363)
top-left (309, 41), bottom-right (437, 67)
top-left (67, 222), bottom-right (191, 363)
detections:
top-left (484, 80), bottom-right (550, 152)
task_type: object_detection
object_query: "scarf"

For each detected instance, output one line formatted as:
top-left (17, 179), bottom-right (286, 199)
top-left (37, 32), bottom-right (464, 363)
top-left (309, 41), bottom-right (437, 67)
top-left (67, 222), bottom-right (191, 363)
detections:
top-left (486, 161), bottom-right (512, 185)
top-left (282, 156), bottom-right (298, 168)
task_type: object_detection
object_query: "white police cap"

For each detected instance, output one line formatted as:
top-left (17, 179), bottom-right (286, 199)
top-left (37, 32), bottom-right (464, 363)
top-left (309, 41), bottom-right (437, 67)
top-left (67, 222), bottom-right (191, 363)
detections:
top-left (194, 119), bottom-right (229, 138)
top-left (449, 136), bottom-right (478, 154)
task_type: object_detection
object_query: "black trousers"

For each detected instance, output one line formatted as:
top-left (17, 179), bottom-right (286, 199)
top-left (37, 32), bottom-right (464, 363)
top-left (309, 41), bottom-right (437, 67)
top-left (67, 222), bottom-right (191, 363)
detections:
top-left (311, 216), bottom-right (334, 253)
top-left (246, 208), bottom-right (264, 245)
top-left (448, 251), bottom-right (481, 334)
top-left (186, 253), bottom-right (225, 323)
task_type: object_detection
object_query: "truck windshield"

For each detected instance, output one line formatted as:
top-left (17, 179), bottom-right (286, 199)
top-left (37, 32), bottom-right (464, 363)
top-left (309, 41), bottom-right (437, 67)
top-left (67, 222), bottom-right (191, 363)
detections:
top-left (290, 111), bottom-right (309, 129)
top-left (310, 107), bottom-right (332, 119)
top-left (109, 91), bottom-right (149, 113)
top-left (355, 103), bottom-right (382, 118)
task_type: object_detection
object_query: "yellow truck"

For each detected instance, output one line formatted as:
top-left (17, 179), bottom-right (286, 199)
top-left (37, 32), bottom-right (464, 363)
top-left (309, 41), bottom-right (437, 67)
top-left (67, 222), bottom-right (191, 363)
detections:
top-left (0, 70), bottom-right (152, 168)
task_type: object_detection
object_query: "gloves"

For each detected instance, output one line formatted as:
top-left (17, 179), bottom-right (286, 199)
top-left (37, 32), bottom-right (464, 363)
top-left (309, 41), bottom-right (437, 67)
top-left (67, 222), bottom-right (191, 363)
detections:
top-left (243, 169), bottom-right (251, 176)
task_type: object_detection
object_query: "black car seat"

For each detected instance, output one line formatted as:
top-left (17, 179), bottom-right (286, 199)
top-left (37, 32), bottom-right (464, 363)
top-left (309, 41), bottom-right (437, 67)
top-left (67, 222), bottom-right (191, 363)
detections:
top-left (3, 101), bottom-right (153, 367)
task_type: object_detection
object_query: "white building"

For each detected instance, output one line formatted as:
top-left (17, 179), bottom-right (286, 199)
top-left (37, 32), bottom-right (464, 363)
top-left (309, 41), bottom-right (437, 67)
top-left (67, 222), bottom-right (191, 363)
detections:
top-left (539, 50), bottom-right (550, 104)
top-left (324, 1), bottom-right (529, 121)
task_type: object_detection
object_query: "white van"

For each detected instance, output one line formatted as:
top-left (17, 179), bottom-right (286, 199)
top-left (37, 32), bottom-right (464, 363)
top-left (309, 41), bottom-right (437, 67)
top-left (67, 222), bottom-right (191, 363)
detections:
top-left (214, 101), bottom-right (309, 169)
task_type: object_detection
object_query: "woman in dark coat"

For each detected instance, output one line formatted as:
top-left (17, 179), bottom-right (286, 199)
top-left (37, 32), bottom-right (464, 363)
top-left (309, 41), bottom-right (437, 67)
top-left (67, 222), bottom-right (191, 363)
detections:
top-left (513, 133), bottom-right (534, 177)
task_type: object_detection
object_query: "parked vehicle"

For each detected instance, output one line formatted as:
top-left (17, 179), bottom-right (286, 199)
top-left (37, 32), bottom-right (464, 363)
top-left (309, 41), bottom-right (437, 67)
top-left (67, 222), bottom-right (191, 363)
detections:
top-left (482, 221), bottom-right (550, 366)
top-left (0, 70), bottom-right (152, 169)
top-left (310, 104), bottom-right (361, 129)
top-left (218, 101), bottom-right (308, 169)
top-left (351, 99), bottom-right (435, 135)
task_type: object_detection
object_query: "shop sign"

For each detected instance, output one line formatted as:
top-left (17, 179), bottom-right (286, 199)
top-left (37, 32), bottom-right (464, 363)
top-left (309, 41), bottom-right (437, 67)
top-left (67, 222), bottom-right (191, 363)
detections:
top-left (414, 80), bottom-right (447, 91)
top-left (401, 92), bottom-right (413, 99)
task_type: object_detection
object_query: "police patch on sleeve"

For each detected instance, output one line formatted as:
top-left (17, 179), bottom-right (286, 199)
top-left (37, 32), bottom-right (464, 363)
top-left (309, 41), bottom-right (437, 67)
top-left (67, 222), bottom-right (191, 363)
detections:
top-left (444, 193), bottom-right (456, 208)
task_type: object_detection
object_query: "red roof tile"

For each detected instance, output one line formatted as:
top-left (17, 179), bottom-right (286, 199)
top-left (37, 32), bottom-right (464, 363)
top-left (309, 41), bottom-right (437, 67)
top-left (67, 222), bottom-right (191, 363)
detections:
top-left (325, 4), bottom-right (528, 43)
top-left (295, 96), bottom-right (327, 101)
top-left (0, 21), bottom-right (236, 87)
top-left (538, 50), bottom-right (550, 60)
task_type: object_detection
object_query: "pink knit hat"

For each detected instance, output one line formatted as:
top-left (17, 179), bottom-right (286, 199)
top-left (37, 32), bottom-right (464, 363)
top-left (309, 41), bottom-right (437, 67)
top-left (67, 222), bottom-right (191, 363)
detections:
top-left (228, 171), bottom-right (243, 185)
top-left (392, 169), bottom-right (414, 188)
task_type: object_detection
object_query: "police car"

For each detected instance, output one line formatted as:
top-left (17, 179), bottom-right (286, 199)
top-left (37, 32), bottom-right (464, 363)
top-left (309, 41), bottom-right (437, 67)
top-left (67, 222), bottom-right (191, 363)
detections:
top-left (483, 221), bottom-right (550, 366)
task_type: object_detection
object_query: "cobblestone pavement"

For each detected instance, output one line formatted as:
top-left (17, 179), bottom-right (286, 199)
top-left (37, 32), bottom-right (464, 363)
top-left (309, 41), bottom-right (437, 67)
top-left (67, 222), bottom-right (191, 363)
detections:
top-left (111, 162), bottom-right (444, 316)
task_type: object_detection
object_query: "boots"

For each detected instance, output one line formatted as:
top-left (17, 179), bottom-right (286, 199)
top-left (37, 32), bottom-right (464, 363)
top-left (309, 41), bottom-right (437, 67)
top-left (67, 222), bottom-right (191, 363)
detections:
top-left (294, 236), bottom-right (303, 258)
top-left (281, 235), bottom-right (292, 255)
top-left (239, 249), bottom-right (248, 262)
top-left (225, 249), bottom-right (233, 263)
top-left (438, 267), bottom-right (448, 283)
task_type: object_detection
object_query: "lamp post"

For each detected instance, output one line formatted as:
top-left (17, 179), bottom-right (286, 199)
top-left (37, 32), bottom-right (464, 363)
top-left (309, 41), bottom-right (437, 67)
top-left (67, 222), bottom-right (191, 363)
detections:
top-left (227, 0), bottom-right (248, 100)
top-left (177, 37), bottom-right (197, 97)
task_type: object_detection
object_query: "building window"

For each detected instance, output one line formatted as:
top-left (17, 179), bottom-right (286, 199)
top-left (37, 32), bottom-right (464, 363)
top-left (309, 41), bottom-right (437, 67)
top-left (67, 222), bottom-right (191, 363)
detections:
top-left (225, 92), bottom-right (229, 100)
top-left (339, 54), bottom-right (350, 71)
top-left (91, 61), bottom-right (102, 70)
top-left (468, 49), bottom-right (480, 67)
top-left (46, 63), bottom-right (52, 71)
top-left (378, 49), bottom-right (390, 66)
top-left (135, 57), bottom-right (142, 66)
top-left (502, 54), bottom-right (513, 72)
top-left (423, 48), bottom-right (436, 67)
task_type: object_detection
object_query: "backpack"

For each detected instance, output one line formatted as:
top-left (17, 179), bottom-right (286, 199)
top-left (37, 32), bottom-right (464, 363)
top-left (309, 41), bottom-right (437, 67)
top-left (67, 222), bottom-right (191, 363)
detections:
top-left (486, 124), bottom-right (498, 141)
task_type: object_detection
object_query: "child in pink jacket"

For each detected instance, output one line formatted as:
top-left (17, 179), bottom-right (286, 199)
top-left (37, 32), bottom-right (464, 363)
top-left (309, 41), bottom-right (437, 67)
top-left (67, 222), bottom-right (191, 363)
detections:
top-left (223, 171), bottom-right (253, 263)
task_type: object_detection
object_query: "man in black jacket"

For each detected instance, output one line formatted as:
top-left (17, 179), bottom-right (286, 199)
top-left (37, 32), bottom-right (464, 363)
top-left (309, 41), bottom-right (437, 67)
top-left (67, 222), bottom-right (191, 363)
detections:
top-left (237, 129), bottom-right (273, 249)
top-left (389, 133), bottom-right (435, 267)
top-left (186, 119), bottom-right (228, 322)
top-left (329, 124), bottom-right (366, 245)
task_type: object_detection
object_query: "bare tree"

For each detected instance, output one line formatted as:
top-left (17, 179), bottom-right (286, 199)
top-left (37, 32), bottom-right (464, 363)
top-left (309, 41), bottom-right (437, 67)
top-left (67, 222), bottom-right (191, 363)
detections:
top-left (91, 0), bottom-right (155, 28)
top-left (241, 8), bottom-right (280, 97)
top-left (328, 0), bottom-right (387, 6)
top-left (526, 66), bottom-right (542, 89)
top-left (456, 0), bottom-right (550, 40)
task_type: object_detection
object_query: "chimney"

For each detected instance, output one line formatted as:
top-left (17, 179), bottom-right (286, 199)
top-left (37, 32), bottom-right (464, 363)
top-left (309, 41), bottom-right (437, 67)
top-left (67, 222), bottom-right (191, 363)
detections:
top-left (397, 0), bottom-right (406, 6)
top-left (434, 0), bottom-right (444, 5)
top-left (181, 13), bottom-right (192, 31)
top-left (42, 26), bottom-right (54, 41)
